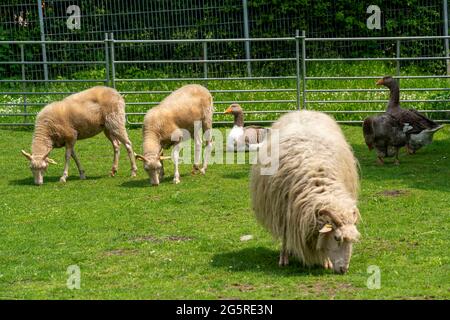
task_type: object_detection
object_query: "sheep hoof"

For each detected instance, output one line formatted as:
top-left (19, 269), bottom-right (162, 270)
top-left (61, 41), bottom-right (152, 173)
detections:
top-left (191, 166), bottom-right (200, 175)
top-left (59, 176), bottom-right (67, 183)
top-left (110, 169), bottom-right (117, 177)
top-left (131, 171), bottom-right (137, 177)
top-left (80, 174), bottom-right (86, 180)
top-left (394, 160), bottom-right (400, 166)
top-left (278, 253), bottom-right (289, 267)
top-left (200, 168), bottom-right (206, 175)
top-left (173, 178), bottom-right (180, 184)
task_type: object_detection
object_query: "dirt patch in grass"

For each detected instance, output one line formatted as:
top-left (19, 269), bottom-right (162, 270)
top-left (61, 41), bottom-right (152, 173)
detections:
top-left (377, 189), bottom-right (410, 197)
top-left (104, 249), bottom-right (139, 256)
top-left (165, 235), bottom-right (194, 242)
top-left (230, 283), bottom-right (255, 292)
top-left (132, 235), bottom-right (194, 243)
top-left (298, 282), bottom-right (359, 298)
top-left (133, 236), bottom-right (161, 243)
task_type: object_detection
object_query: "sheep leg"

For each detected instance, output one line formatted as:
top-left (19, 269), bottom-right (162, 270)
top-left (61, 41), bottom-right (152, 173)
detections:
top-left (60, 145), bottom-right (74, 183)
top-left (110, 139), bottom-right (121, 177)
top-left (279, 242), bottom-right (289, 267)
top-left (192, 128), bottom-right (202, 175)
top-left (201, 130), bottom-right (212, 175)
top-left (172, 143), bottom-right (181, 184)
top-left (71, 149), bottom-right (86, 179)
top-left (104, 130), bottom-right (121, 176)
top-left (279, 228), bottom-right (289, 266)
top-left (115, 133), bottom-right (137, 177)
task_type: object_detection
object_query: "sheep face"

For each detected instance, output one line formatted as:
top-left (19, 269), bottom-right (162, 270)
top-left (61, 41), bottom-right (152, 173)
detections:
top-left (317, 209), bottom-right (360, 274)
top-left (21, 150), bottom-right (57, 185)
top-left (136, 154), bottom-right (162, 186)
top-left (144, 159), bottom-right (162, 186)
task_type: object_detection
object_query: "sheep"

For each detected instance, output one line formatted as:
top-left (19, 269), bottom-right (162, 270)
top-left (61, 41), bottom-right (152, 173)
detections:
top-left (135, 84), bottom-right (213, 186)
top-left (21, 86), bottom-right (137, 185)
top-left (250, 111), bottom-right (361, 274)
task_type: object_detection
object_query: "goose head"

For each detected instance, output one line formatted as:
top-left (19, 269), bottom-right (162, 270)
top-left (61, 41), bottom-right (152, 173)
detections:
top-left (224, 104), bottom-right (244, 127)
top-left (376, 76), bottom-right (396, 88)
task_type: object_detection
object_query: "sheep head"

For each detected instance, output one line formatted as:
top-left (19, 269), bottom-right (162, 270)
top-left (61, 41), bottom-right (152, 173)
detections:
top-left (21, 150), bottom-right (57, 185)
top-left (316, 208), bottom-right (360, 274)
top-left (135, 153), bottom-right (171, 186)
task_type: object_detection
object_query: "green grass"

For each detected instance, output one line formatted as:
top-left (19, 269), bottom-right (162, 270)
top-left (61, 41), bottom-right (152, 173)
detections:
top-left (0, 125), bottom-right (449, 300)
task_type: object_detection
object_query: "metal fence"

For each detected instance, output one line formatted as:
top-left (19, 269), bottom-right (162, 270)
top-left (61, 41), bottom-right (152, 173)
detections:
top-left (1, 1), bottom-right (449, 80)
top-left (1, 32), bottom-right (449, 126)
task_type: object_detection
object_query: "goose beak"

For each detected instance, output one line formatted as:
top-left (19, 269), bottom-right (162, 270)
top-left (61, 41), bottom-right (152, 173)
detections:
top-left (376, 79), bottom-right (384, 85)
top-left (224, 107), bottom-right (233, 114)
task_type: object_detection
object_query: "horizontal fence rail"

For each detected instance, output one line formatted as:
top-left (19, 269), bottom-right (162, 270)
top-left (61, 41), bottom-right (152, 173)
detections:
top-left (0, 33), bottom-right (449, 126)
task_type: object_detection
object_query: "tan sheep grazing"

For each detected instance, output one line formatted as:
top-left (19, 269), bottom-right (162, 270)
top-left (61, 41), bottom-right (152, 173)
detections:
top-left (135, 84), bottom-right (213, 186)
top-left (250, 111), bottom-right (361, 274)
top-left (21, 86), bottom-right (137, 185)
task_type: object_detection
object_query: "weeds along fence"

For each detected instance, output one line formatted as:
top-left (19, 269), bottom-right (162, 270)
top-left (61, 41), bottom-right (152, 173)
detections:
top-left (1, 33), bottom-right (450, 126)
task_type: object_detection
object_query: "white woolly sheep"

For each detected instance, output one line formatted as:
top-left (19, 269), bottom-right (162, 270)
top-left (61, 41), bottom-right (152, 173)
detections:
top-left (135, 84), bottom-right (213, 186)
top-left (21, 86), bottom-right (137, 185)
top-left (250, 111), bottom-right (361, 274)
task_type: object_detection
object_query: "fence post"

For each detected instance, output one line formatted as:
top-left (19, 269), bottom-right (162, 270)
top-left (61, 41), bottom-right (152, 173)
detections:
top-left (444, 0), bottom-right (449, 75)
top-left (104, 33), bottom-right (110, 87)
top-left (295, 30), bottom-right (301, 110)
top-left (396, 40), bottom-right (401, 84)
top-left (301, 30), bottom-right (307, 110)
top-left (37, 0), bottom-right (48, 81)
top-left (203, 41), bottom-right (208, 88)
top-left (242, 0), bottom-right (252, 77)
top-left (20, 44), bottom-right (27, 124)
top-left (110, 33), bottom-right (116, 89)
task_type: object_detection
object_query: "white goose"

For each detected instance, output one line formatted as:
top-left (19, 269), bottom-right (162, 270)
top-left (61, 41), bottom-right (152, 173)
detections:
top-left (224, 104), bottom-right (269, 152)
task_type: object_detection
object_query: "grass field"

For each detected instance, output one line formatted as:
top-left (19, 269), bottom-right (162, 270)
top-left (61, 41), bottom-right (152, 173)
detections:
top-left (0, 124), bottom-right (449, 300)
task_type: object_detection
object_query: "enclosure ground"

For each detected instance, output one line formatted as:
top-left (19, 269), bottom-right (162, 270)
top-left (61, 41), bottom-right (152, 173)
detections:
top-left (0, 126), bottom-right (449, 299)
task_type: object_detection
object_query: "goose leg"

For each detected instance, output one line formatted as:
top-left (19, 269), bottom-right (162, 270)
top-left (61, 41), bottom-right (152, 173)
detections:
top-left (394, 148), bottom-right (400, 165)
top-left (377, 156), bottom-right (384, 165)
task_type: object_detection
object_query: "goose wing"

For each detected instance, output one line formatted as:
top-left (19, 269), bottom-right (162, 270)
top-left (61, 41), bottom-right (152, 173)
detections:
top-left (394, 109), bottom-right (439, 134)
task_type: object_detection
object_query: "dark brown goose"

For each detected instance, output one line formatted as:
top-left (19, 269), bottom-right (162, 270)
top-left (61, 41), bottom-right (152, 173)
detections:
top-left (377, 76), bottom-right (443, 153)
top-left (363, 113), bottom-right (407, 165)
top-left (224, 104), bottom-right (269, 152)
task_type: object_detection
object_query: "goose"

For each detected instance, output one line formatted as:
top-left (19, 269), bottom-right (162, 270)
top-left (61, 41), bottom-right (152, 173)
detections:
top-left (363, 113), bottom-right (407, 165)
top-left (224, 104), bottom-right (269, 152)
top-left (377, 76), bottom-right (443, 154)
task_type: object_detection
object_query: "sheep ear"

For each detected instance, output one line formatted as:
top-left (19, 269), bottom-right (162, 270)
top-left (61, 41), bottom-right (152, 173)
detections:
top-left (46, 158), bottom-right (57, 165)
top-left (135, 153), bottom-right (146, 161)
top-left (319, 224), bottom-right (333, 233)
top-left (21, 150), bottom-right (32, 160)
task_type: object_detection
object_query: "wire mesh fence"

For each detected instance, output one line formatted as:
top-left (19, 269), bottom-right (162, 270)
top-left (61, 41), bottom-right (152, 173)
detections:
top-left (0, 1), bottom-right (449, 126)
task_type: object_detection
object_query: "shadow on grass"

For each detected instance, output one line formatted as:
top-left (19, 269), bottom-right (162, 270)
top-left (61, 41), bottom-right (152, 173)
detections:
top-left (211, 247), bottom-right (328, 276)
top-left (351, 138), bottom-right (450, 192)
top-left (9, 175), bottom-right (103, 186)
top-left (120, 173), bottom-right (187, 188)
top-left (221, 170), bottom-right (249, 180)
